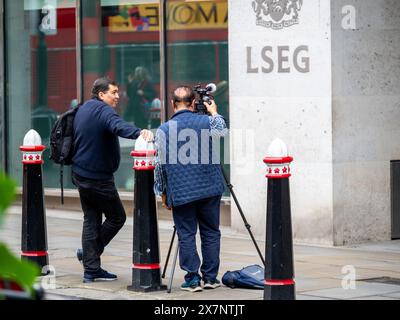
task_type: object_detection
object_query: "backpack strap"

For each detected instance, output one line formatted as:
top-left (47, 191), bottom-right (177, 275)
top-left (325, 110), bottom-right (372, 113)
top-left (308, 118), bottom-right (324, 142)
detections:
top-left (60, 162), bottom-right (64, 205)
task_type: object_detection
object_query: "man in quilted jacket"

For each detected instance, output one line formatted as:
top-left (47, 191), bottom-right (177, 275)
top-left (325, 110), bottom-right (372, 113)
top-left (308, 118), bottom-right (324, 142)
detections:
top-left (154, 86), bottom-right (228, 292)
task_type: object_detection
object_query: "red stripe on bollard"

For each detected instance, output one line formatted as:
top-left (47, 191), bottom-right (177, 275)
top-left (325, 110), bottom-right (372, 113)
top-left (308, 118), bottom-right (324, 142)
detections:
top-left (19, 145), bottom-right (46, 152)
top-left (266, 173), bottom-right (291, 179)
top-left (21, 251), bottom-right (47, 257)
top-left (132, 166), bottom-right (156, 171)
top-left (265, 279), bottom-right (296, 286)
top-left (132, 263), bottom-right (160, 270)
top-left (22, 160), bottom-right (44, 165)
top-left (131, 150), bottom-right (157, 157)
top-left (263, 156), bottom-right (294, 164)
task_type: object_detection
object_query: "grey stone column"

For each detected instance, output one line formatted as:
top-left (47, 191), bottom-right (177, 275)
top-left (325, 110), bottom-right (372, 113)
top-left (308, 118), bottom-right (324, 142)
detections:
top-left (331, 0), bottom-right (400, 244)
top-left (228, 0), bottom-right (334, 244)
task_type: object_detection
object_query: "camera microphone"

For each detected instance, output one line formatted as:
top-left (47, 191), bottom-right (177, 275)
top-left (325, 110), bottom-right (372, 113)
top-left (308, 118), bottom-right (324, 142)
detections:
top-left (206, 83), bottom-right (217, 93)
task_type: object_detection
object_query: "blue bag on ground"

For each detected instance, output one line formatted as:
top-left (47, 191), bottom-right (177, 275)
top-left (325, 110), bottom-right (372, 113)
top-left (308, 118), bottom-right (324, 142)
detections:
top-left (222, 264), bottom-right (264, 289)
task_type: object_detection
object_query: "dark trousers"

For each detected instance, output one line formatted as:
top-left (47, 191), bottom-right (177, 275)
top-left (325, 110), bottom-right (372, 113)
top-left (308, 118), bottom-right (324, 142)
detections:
top-left (72, 173), bottom-right (126, 273)
top-left (172, 195), bottom-right (222, 282)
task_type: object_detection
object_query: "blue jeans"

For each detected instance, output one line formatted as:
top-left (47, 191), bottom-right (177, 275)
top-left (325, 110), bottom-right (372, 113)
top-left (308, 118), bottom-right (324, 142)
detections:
top-left (172, 195), bottom-right (222, 282)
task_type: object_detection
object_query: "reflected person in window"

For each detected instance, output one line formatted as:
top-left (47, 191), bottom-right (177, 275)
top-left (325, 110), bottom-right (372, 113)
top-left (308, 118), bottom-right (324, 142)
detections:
top-left (124, 66), bottom-right (157, 129)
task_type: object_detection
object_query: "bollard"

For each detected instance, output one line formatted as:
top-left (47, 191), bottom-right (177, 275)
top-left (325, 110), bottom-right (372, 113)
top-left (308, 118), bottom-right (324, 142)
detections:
top-left (263, 138), bottom-right (295, 300)
top-left (20, 130), bottom-right (49, 274)
top-left (127, 136), bottom-right (167, 292)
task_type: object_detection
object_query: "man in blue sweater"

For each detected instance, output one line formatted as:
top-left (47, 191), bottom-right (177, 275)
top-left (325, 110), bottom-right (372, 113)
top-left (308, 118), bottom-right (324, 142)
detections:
top-left (154, 86), bottom-right (228, 292)
top-left (72, 77), bottom-right (153, 283)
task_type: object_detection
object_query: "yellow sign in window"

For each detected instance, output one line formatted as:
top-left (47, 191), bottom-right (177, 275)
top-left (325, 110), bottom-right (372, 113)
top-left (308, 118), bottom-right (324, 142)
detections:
top-left (108, 1), bottom-right (228, 32)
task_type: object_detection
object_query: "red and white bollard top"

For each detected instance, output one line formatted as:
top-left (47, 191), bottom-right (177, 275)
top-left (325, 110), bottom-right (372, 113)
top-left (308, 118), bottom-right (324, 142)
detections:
top-left (20, 129), bottom-right (46, 165)
top-left (131, 135), bottom-right (156, 171)
top-left (263, 138), bottom-right (293, 179)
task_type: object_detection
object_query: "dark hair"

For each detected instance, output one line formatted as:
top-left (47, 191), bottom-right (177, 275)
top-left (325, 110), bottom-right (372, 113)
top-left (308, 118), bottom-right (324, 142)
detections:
top-left (91, 77), bottom-right (118, 99)
top-left (172, 86), bottom-right (195, 106)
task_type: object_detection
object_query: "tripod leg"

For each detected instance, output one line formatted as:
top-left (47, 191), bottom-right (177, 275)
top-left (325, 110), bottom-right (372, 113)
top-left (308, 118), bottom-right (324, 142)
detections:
top-left (220, 165), bottom-right (266, 266)
top-left (162, 226), bottom-right (176, 279)
top-left (167, 241), bottom-right (179, 294)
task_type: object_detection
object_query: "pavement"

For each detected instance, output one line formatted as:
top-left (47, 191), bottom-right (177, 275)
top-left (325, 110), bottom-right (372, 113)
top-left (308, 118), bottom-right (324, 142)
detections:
top-left (1, 205), bottom-right (400, 301)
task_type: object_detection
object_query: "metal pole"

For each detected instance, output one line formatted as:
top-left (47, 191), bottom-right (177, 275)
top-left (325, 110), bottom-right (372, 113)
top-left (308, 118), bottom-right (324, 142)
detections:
top-left (167, 241), bottom-right (179, 294)
top-left (220, 165), bottom-right (265, 267)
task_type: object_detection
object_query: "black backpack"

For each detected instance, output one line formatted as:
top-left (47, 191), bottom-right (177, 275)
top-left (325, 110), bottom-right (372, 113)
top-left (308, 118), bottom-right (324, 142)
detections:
top-left (222, 264), bottom-right (264, 290)
top-left (49, 105), bottom-right (80, 204)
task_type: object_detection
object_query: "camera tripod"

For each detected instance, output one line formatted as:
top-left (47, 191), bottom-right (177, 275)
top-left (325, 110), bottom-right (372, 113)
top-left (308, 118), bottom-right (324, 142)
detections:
top-left (161, 164), bottom-right (266, 293)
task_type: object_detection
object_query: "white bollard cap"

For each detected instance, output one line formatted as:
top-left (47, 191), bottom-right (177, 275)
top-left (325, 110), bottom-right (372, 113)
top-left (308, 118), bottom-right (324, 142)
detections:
top-left (266, 138), bottom-right (288, 158)
top-left (264, 138), bottom-right (293, 179)
top-left (134, 135), bottom-right (155, 151)
top-left (23, 129), bottom-right (42, 146)
top-left (131, 135), bottom-right (156, 171)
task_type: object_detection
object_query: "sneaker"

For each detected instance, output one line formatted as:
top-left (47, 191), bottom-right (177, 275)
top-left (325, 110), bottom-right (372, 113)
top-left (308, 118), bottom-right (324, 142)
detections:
top-left (203, 279), bottom-right (221, 289)
top-left (83, 268), bottom-right (118, 283)
top-left (180, 277), bottom-right (203, 293)
top-left (76, 249), bottom-right (83, 265)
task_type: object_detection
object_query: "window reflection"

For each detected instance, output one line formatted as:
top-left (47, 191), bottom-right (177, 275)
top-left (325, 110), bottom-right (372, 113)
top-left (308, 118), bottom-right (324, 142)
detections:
top-left (6, 0), bottom-right (77, 187)
top-left (81, 1), bottom-right (162, 190)
top-left (165, 0), bottom-right (230, 194)
top-left (165, 0), bottom-right (229, 122)
top-left (5, 0), bottom-right (229, 191)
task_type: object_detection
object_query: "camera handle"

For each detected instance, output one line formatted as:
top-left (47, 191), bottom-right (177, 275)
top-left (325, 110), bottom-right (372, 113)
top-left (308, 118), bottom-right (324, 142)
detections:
top-left (194, 101), bottom-right (209, 115)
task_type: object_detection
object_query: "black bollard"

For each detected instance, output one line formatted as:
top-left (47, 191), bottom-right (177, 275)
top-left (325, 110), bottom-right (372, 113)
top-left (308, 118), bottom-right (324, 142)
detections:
top-left (20, 130), bottom-right (49, 275)
top-left (263, 139), bottom-right (295, 300)
top-left (127, 139), bottom-right (167, 292)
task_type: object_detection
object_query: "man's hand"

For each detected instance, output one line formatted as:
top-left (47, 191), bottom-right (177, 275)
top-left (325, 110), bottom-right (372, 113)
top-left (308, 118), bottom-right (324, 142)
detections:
top-left (161, 194), bottom-right (171, 210)
top-left (140, 129), bottom-right (154, 142)
top-left (204, 100), bottom-right (218, 116)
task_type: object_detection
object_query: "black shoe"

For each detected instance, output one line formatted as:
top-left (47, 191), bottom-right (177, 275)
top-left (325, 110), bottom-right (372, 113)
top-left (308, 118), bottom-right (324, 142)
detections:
top-left (76, 249), bottom-right (83, 265)
top-left (83, 268), bottom-right (118, 283)
top-left (203, 279), bottom-right (221, 289)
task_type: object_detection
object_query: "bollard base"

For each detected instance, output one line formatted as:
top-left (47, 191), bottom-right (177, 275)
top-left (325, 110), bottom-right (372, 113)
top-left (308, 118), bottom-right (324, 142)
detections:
top-left (127, 284), bottom-right (168, 293)
top-left (128, 268), bottom-right (167, 293)
top-left (264, 284), bottom-right (296, 300)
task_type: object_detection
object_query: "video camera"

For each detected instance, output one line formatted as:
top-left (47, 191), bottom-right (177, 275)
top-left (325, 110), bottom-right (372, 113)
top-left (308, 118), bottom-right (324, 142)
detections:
top-left (193, 83), bottom-right (217, 115)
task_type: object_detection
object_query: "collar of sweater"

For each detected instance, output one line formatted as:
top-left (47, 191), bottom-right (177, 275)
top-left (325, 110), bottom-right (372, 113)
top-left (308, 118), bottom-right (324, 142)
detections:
top-left (170, 109), bottom-right (193, 120)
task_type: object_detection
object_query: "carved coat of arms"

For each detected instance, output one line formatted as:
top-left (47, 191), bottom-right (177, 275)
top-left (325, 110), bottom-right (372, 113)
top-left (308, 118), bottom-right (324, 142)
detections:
top-left (252, 0), bottom-right (303, 30)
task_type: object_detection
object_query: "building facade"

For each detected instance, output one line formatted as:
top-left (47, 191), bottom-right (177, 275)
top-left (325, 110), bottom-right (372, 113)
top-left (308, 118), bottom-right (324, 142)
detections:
top-left (1, 0), bottom-right (399, 245)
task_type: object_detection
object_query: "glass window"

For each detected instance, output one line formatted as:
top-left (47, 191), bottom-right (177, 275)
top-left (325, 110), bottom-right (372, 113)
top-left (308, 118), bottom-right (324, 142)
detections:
top-left (5, 0), bottom-right (78, 187)
top-left (81, 1), bottom-right (161, 190)
top-left (4, 0), bottom-right (229, 192)
top-left (165, 0), bottom-right (230, 191)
